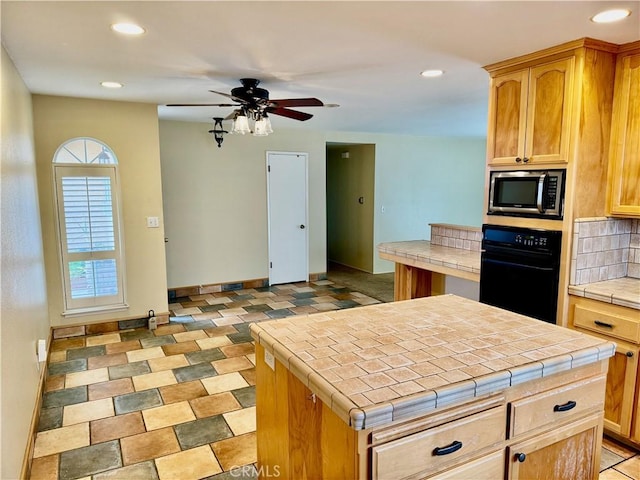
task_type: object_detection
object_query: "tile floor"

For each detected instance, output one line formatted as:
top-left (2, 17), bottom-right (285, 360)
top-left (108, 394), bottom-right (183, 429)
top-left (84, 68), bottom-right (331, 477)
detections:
top-left (30, 279), bottom-right (639, 479)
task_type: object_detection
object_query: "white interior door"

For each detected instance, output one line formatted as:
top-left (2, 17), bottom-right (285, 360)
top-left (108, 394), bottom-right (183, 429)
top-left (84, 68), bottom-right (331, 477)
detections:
top-left (267, 151), bottom-right (308, 285)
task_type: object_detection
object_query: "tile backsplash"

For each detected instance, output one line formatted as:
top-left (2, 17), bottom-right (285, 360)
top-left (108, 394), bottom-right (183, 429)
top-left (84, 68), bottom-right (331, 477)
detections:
top-left (571, 217), bottom-right (640, 285)
top-left (429, 223), bottom-right (482, 252)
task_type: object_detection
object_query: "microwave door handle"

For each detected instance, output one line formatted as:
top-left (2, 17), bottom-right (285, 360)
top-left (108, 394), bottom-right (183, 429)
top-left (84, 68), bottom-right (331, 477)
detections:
top-left (537, 173), bottom-right (547, 213)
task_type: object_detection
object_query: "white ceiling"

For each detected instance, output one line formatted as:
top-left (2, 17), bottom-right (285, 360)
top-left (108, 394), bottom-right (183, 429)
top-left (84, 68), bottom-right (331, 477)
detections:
top-left (2, 1), bottom-right (639, 137)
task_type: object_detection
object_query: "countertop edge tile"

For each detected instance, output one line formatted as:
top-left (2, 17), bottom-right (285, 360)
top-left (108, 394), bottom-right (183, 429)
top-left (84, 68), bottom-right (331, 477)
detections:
top-left (390, 391), bottom-right (437, 423)
top-left (596, 342), bottom-right (617, 361)
top-left (308, 372), bottom-right (335, 407)
top-left (331, 391), bottom-right (358, 426)
top-left (509, 362), bottom-right (544, 387)
top-left (612, 297), bottom-right (640, 310)
top-left (434, 380), bottom-right (476, 409)
top-left (288, 355), bottom-right (313, 388)
top-left (474, 371), bottom-right (512, 397)
top-left (361, 402), bottom-right (393, 429)
top-left (541, 354), bottom-right (573, 377)
top-left (584, 291), bottom-right (614, 304)
top-left (350, 409), bottom-right (366, 430)
top-left (571, 346), bottom-right (601, 369)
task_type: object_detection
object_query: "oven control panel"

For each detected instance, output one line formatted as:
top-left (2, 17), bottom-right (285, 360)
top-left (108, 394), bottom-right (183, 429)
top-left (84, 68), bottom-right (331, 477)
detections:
top-left (514, 234), bottom-right (549, 247)
top-left (482, 224), bottom-right (562, 255)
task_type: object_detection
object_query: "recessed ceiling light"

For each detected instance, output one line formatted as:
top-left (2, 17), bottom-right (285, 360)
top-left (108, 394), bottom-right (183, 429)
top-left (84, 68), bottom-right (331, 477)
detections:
top-left (420, 69), bottom-right (444, 78)
top-left (110, 23), bottom-right (146, 35)
top-left (101, 81), bottom-right (123, 89)
top-left (591, 9), bottom-right (631, 23)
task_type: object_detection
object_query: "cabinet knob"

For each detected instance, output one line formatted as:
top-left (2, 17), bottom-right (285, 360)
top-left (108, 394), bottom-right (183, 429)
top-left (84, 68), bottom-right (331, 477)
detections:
top-left (515, 452), bottom-right (527, 463)
top-left (626, 351), bottom-right (634, 358)
top-left (523, 157), bottom-right (530, 163)
top-left (515, 157), bottom-right (522, 163)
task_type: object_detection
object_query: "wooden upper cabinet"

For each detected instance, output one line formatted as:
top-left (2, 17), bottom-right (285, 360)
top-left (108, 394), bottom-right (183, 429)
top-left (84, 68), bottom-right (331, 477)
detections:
top-left (607, 44), bottom-right (640, 217)
top-left (487, 57), bottom-right (574, 166)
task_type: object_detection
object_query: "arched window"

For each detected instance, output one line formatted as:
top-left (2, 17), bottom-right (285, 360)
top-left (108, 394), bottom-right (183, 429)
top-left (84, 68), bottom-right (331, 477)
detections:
top-left (53, 138), bottom-right (127, 314)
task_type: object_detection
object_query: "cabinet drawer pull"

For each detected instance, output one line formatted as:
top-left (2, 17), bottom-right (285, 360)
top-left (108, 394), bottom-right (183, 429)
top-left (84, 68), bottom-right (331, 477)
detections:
top-left (594, 320), bottom-right (613, 328)
top-left (432, 440), bottom-right (463, 456)
top-left (553, 400), bottom-right (577, 412)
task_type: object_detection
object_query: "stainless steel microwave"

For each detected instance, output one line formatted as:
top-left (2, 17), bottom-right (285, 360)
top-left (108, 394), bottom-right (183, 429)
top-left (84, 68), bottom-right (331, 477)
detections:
top-left (488, 169), bottom-right (565, 219)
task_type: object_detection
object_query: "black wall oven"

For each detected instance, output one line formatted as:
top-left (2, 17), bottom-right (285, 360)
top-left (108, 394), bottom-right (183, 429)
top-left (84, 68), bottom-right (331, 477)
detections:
top-left (479, 224), bottom-right (562, 324)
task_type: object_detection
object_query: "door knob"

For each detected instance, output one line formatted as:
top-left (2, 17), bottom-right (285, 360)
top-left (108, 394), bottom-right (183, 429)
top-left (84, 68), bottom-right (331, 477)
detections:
top-left (299, 225), bottom-right (306, 229)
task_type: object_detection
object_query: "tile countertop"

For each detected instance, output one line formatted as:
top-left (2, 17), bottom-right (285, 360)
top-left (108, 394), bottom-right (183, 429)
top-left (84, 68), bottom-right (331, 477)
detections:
top-left (569, 277), bottom-right (640, 310)
top-left (250, 294), bottom-right (615, 431)
top-left (377, 240), bottom-right (481, 280)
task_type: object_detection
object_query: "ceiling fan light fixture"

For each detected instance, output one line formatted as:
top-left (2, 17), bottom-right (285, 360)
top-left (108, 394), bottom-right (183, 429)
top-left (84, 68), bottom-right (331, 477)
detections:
top-left (231, 112), bottom-right (251, 135)
top-left (590, 8), bottom-right (631, 23)
top-left (253, 118), bottom-right (269, 136)
top-left (253, 115), bottom-right (273, 136)
top-left (111, 23), bottom-right (146, 35)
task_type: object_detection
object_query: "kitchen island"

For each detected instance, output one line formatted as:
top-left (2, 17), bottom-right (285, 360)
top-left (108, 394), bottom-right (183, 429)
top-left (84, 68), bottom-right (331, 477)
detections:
top-left (250, 294), bottom-right (615, 480)
top-left (378, 224), bottom-right (481, 301)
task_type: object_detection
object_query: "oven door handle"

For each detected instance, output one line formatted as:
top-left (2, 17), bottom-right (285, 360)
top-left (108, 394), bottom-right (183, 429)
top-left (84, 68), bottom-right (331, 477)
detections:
top-left (481, 257), bottom-right (555, 272)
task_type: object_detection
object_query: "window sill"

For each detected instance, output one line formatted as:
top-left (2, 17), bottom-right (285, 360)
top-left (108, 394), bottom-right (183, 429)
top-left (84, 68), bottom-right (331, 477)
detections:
top-left (62, 303), bottom-right (129, 318)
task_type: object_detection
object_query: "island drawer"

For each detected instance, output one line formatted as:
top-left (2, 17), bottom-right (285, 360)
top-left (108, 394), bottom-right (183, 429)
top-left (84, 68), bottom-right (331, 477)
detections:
top-left (572, 300), bottom-right (640, 343)
top-left (370, 405), bottom-right (505, 480)
top-left (508, 375), bottom-right (606, 438)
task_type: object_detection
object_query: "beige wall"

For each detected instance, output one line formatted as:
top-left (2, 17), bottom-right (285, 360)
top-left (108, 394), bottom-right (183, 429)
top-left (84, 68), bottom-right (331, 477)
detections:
top-left (327, 144), bottom-right (375, 272)
top-left (159, 120), bottom-right (327, 288)
top-left (1, 47), bottom-right (51, 479)
top-left (160, 121), bottom-right (486, 286)
top-left (326, 131), bottom-right (486, 273)
top-left (32, 96), bottom-right (168, 326)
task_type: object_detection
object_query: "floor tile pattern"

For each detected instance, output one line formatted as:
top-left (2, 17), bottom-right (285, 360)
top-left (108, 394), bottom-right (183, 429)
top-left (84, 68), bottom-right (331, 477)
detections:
top-left (30, 278), bottom-right (638, 479)
top-left (31, 281), bottom-right (380, 479)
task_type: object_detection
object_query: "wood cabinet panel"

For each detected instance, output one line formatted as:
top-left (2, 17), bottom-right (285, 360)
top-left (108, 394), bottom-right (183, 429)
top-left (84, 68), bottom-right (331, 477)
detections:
top-left (371, 406), bottom-right (505, 480)
top-left (526, 58), bottom-right (574, 164)
top-left (489, 70), bottom-right (528, 163)
top-left (573, 301), bottom-right (640, 343)
top-left (507, 414), bottom-right (601, 480)
top-left (569, 295), bottom-right (640, 444)
top-left (508, 375), bottom-right (605, 438)
top-left (255, 344), bottom-right (358, 480)
top-left (487, 58), bottom-right (573, 166)
top-left (607, 45), bottom-right (640, 217)
top-left (428, 450), bottom-right (504, 480)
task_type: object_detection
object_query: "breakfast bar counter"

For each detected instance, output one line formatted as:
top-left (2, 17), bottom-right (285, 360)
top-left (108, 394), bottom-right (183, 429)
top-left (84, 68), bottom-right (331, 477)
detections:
top-left (378, 224), bottom-right (482, 301)
top-left (250, 295), bottom-right (615, 479)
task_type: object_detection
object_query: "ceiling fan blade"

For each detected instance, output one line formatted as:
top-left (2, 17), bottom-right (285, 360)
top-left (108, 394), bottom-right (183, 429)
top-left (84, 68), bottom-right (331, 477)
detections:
top-left (209, 90), bottom-right (247, 103)
top-left (269, 98), bottom-right (324, 108)
top-left (166, 103), bottom-right (240, 107)
top-left (267, 107), bottom-right (313, 121)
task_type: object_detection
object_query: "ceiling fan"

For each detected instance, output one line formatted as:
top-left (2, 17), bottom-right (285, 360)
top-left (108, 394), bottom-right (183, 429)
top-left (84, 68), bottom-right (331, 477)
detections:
top-left (166, 78), bottom-right (324, 122)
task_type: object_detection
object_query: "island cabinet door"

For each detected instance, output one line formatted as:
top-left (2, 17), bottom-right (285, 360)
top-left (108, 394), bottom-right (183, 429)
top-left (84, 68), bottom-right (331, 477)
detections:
top-left (506, 413), bottom-right (602, 480)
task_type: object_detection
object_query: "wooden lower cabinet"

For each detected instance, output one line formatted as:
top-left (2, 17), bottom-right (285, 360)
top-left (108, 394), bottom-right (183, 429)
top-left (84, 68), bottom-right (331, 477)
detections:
top-left (569, 296), bottom-right (640, 444)
top-left (506, 414), bottom-right (602, 480)
top-left (256, 343), bottom-right (608, 480)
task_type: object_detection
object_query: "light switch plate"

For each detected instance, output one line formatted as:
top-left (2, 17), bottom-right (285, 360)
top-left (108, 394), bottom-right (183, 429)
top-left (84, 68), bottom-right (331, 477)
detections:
top-left (264, 349), bottom-right (275, 371)
top-left (146, 216), bottom-right (159, 228)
